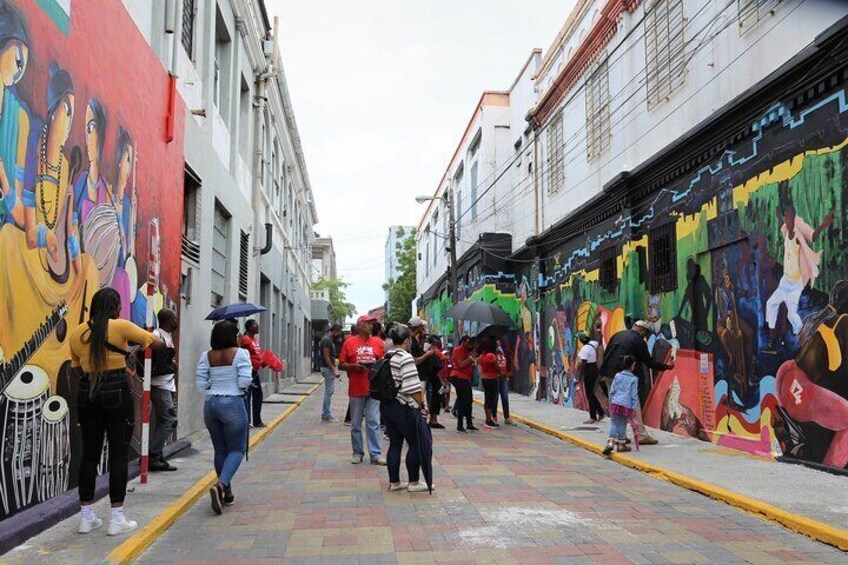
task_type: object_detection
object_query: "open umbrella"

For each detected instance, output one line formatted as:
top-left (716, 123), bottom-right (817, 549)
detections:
top-left (413, 409), bottom-right (434, 494)
top-left (476, 324), bottom-right (512, 340)
top-left (206, 303), bottom-right (267, 321)
top-left (446, 301), bottom-right (513, 326)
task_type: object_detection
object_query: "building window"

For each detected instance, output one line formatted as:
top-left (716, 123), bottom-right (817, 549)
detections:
top-left (648, 222), bottom-right (677, 293)
top-left (738, 0), bottom-right (781, 33)
top-left (470, 162), bottom-right (478, 221)
top-left (645, 0), bottom-right (686, 109)
top-left (181, 0), bottom-right (195, 57)
top-left (586, 58), bottom-right (610, 161)
top-left (547, 113), bottom-right (564, 195)
top-left (238, 230), bottom-right (250, 299)
top-left (181, 167), bottom-right (201, 264)
top-left (214, 6), bottom-right (231, 119)
top-left (213, 58), bottom-right (221, 108)
top-left (599, 246), bottom-right (618, 292)
top-left (468, 130), bottom-right (481, 159)
top-left (211, 202), bottom-right (231, 306)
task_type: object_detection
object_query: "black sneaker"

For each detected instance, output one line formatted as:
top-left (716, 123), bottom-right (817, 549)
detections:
top-left (223, 486), bottom-right (235, 506)
top-left (467, 425), bottom-right (479, 431)
top-left (149, 457), bottom-right (178, 472)
top-left (456, 427), bottom-right (468, 434)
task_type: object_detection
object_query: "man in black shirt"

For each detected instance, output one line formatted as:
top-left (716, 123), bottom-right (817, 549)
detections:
top-left (408, 316), bottom-right (443, 429)
top-left (600, 320), bottom-right (675, 445)
top-left (320, 324), bottom-right (342, 422)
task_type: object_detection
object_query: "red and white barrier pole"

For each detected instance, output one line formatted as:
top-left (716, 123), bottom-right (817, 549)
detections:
top-left (140, 219), bottom-right (161, 485)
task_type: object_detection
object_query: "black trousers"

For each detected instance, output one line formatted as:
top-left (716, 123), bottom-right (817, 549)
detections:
top-left (584, 366), bottom-right (605, 420)
top-left (77, 370), bottom-right (135, 505)
top-left (481, 379), bottom-right (498, 420)
top-left (426, 376), bottom-right (443, 416)
top-left (449, 377), bottom-right (473, 429)
top-left (244, 371), bottom-right (264, 425)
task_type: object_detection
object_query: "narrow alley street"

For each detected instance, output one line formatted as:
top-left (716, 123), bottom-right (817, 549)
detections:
top-left (130, 389), bottom-right (845, 565)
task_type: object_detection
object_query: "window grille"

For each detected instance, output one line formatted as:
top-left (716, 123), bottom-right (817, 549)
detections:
top-left (547, 113), bottom-right (564, 195)
top-left (586, 58), bottom-right (611, 161)
top-left (648, 222), bottom-right (678, 293)
top-left (645, 0), bottom-right (686, 109)
top-left (599, 246), bottom-right (618, 292)
top-left (181, 0), bottom-right (195, 57)
top-left (738, 0), bottom-right (781, 33)
top-left (211, 202), bottom-right (230, 305)
top-left (239, 230), bottom-right (250, 299)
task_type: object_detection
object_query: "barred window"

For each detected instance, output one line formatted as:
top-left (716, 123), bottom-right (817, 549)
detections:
top-left (586, 58), bottom-right (610, 161)
top-left (211, 202), bottom-right (231, 306)
top-left (648, 223), bottom-right (677, 293)
top-left (599, 246), bottom-right (618, 292)
top-left (645, 0), bottom-right (686, 109)
top-left (547, 113), bottom-right (564, 196)
top-left (181, 0), bottom-right (195, 57)
top-left (238, 230), bottom-right (250, 299)
top-left (738, 0), bottom-right (781, 33)
top-left (181, 168), bottom-right (201, 264)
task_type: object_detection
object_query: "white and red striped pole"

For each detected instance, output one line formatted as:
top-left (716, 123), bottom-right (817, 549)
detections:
top-left (140, 219), bottom-right (161, 485)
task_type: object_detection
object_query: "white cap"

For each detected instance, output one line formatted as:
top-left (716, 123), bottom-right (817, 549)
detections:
top-left (408, 316), bottom-right (426, 328)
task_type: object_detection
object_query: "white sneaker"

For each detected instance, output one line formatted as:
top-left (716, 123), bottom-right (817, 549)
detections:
top-left (407, 482), bottom-right (432, 493)
top-left (107, 516), bottom-right (138, 536)
top-left (387, 482), bottom-right (408, 492)
top-left (351, 454), bottom-right (364, 464)
top-left (78, 516), bottom-right (103, 534)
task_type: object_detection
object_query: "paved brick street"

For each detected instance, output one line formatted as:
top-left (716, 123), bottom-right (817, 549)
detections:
top-left (131, 389), bottom-right (846, 565)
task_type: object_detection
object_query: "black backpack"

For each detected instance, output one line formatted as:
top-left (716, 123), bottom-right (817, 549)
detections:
top-left (369, 351), bottom-right (400, 402)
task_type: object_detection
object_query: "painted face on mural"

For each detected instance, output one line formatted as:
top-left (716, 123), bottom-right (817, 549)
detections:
top-left (0, 39), bottom-right (27, 86)
top-left (85, 104), bottom-right (100, 165)
top-left (117, 144), bottom-right (134, 195)
top-left (49, 94), bottom-right (74, 149)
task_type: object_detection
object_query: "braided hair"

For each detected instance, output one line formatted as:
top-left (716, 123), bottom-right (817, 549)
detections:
top-left (82, 288), bottom-right (121, 394)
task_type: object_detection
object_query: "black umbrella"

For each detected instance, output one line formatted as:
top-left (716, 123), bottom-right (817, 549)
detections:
top-left (446, 301), bottom-right (514, 327)
top-left (476, 324), bottom-right (512, 340)
top-left (414, 409), bottom-right (434, 494)
top-left (206, 303), bottom-right (267, 321)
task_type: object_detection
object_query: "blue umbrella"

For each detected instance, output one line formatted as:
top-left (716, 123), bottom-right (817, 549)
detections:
top-left (206, 303), bottom-right (267, 321)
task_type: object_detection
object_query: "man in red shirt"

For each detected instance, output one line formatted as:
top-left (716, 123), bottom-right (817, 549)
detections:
top-left (338, 315), bottom-right (386, 464)
top-left (240, 319), bottom-right (266, 428)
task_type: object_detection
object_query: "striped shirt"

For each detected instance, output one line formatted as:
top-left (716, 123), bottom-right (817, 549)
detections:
top-left (389, 348), bottom-right (423, 408)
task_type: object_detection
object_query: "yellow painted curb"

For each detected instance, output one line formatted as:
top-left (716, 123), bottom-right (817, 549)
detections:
top-left (473, 398), bottom-right (848, 552)
top-left (101, 382), bottom-right (321, 565)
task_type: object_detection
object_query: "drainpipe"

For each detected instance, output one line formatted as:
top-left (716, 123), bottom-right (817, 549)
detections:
top-left (532, 124), bottom-right (540, 236)
top-left (165, 0), bottom-right (183, 143)
top-left (252, 64), bottom-right (276, 303)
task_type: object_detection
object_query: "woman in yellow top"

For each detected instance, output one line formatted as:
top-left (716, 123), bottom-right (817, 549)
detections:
top-left (68, 287), bottom-right (164, 536)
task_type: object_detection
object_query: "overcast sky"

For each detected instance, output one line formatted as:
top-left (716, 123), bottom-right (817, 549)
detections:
top-left (267, 0), bottom-right (574, 317)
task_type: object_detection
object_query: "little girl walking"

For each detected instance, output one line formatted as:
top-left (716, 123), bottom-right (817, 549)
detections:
top-left (603, 355), bottom-right (640, 455)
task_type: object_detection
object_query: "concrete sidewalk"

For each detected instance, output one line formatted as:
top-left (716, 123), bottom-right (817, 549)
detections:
top-left (475, 389), bottom-right (848, 538)
top-left (1, 374), bottom-right (322, 565)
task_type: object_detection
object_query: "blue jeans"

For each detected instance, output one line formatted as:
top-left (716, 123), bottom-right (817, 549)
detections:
top-left (204, 396), bottom-right (248, 487)
top-left (320, 367), bottom-right (336, 419)
top-left (349, 396), bottom-right (382, 460)
top-left (383, 400), bottom-right (420, 484)
top-left (497, 377), bottom-right (510, 420)
top-left (609, 413), bottom-right (629, 441)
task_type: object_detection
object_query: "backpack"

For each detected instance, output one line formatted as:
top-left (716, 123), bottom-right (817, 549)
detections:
top-left (369, 351), bottom-right (401, 402)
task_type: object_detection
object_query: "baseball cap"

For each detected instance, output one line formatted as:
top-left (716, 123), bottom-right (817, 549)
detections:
top-left (356, 314), bottom-right (377, 324)
top-left (634, 320), bottom-right (651, 331)
top-left (408, 316), bottom-right (426, 328)
top-left (576, 331), bottom-right (590, 343)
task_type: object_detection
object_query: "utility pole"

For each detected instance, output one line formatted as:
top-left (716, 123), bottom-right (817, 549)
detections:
top-left (446, 185), bottom-right (458, 303)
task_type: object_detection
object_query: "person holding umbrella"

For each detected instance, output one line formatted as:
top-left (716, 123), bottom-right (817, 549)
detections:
top-left (384, 324), bottom-right (433, 492)
top-left (449, 335), bottom-right (478, 433)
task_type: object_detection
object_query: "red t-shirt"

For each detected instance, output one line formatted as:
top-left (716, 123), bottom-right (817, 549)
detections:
top-left (477, 352), bottom-right (500, 379)
top-left (339, 335), bottom-right (386, 397)
top-left (450, 344), bottom-right (473, 381)
top-left (240, 334), bottom-right (262, 372)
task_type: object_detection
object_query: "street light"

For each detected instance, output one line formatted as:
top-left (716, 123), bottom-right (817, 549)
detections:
top-left (415, 190), bottom-right (458, 308)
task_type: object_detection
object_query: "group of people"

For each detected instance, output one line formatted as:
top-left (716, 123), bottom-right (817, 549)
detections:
top-left (573, 319), bottom-right (676, 454)
top-left (69, 286), bottom-right (275, 533)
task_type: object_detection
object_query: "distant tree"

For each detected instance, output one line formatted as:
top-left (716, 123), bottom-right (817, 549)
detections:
top-left (312, 277), bottom-right (356, 324)
top-left (383, 228), bottom-right (417, 325)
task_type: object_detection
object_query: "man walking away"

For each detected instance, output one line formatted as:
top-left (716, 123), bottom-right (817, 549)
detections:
top-left (320, 324), bottom-right (343, 422)
top-left (599, 321), bottom-right (674, 445)
top-left (576, 332), bottom-right (604, 425)
top-left (150, 309), bottom-right (179, 472)
top-left (240, 319), bottom-right (267, 428)
top-left (339, 315), bottom-right (386, 465)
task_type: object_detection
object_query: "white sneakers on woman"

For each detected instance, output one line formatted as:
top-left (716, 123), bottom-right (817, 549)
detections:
top-left (78, 516), bottom-right (103, 534)
top-left (107, 516), bottom-right (139, 536)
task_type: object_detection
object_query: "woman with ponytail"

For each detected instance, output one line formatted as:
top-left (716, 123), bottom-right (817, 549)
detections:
top-left (69, 288), bottom-right (164, 536)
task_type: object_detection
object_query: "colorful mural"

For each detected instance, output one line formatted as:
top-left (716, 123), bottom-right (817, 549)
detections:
top-left (0, 0), bottom-right (184, 520)
top-left (420, 63), bottom-right (848, 472)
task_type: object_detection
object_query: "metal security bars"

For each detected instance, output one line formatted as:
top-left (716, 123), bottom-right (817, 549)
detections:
top-left (645, 0), bottom-right (686, 109)
top-left (586, 58), bottom-right (611, 162)
top-left (181, 0), bottom-right (195, 57)
top-left (648, 222), bottom-right (678, 293)
top-left (599, 245), bottom-right (618, 292)
top-left (239, 230), bottom-right (250, 299)
top-left (211, 202), bottom-right (230, 306)
top-left (547, 113), bottom-right (565, 195)
top-left (738, 0), bottom-right (781, 33)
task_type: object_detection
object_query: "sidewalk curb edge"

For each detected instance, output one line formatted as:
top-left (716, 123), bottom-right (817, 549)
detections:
top-left (473, 398), bottom-right (848, 552)
top-left (100, 382), bottom-right (321, 565)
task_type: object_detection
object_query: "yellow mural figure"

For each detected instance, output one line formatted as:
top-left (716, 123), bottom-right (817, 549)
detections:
top-left (0, 64), bottom-right (98, 390)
